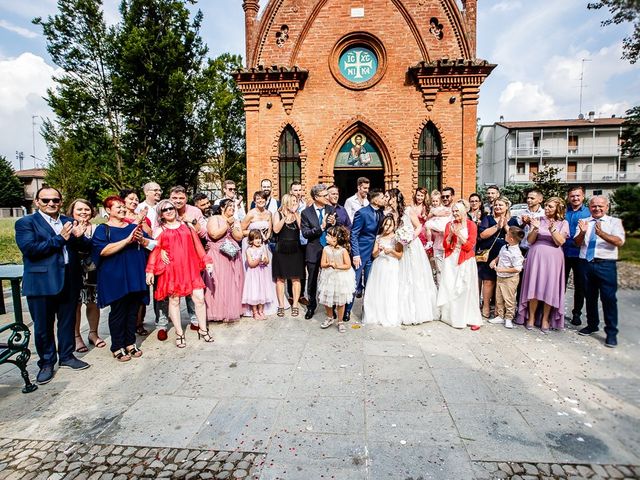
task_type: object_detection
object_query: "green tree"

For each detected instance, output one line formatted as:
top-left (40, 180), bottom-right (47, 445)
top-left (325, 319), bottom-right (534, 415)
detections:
top-left (0, 156), bottom-right (25, 207)
top-left (35, 0), bottom-right (245, 200)
top-left (621, 105), bottom-right (640, 158)
top-left (531, 165), bottom-right (565, 200)
top-left (588, 0), bottom-right (640, 64)
top-left (611, 184), bottom-right (640, 232)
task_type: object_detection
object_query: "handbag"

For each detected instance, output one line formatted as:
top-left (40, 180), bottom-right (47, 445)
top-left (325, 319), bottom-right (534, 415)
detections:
top-left (475, 235), bottom-right (498, 263)
top-left (220, 238), bottom-right (240, 259)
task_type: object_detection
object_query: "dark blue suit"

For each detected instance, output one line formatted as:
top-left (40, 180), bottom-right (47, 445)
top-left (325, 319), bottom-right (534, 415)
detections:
top-left (301, 204), bottom-right (330, 310)
top-left (346, 205), bottom-right (381, 314)
top-left (15, 212), bottom-right (89, 368)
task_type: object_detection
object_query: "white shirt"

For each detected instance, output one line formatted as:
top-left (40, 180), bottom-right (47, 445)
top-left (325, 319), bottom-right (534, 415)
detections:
top-left (344, 194), bottom-right (369, 222)
top-left (496, 244), bottom-right (524, 278)
top-left (296, 199), bottom-right (308, 245)
top-left (517, 206), bottom-right (545, 250)
top-left (136, 200), bottom-right (158, 230)
top-left (38, 210), bottom-right (68, 264)
top-left (576, 215), bottom-right (625, 261)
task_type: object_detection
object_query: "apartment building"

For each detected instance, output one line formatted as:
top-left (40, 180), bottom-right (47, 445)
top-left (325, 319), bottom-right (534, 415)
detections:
top-left (477, 114), bottom-right (639, 196)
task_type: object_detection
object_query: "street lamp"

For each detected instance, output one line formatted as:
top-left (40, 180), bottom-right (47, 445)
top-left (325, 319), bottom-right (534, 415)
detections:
top-left (15, 151), bottom-right (24, 170)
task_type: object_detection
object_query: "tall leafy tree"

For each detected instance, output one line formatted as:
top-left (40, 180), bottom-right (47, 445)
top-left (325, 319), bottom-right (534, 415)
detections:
top-left (0, 156), bottom-right (25, 207)
top-left (34, 0), bottom-right (245, 201)
top-left (588, 0), bottom-right (640, 64)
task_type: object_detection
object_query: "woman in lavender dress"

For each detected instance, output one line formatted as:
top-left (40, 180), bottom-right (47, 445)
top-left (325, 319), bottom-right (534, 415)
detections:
top-left (516, 197), bottom-right (569, 333)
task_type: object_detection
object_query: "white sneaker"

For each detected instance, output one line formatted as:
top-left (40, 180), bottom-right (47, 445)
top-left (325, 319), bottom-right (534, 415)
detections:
top-left (488, 316), bottom-right (504, 324)
top-left (504, 319), bottom-right (514, 329)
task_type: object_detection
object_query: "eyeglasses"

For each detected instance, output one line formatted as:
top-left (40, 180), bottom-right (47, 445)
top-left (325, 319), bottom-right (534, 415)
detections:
top-left (441, 195), bottom-right (450, 199)
top-left (227, 187), bottom-right (236, 191)
top-left (161, 206), bottom-right (176, 213)
top-left (40, 198), bottom-right (61, 204)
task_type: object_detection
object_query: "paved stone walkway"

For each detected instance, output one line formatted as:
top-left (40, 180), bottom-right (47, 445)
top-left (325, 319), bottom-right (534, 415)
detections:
top-left (0, 289), bottom-right (639, 479)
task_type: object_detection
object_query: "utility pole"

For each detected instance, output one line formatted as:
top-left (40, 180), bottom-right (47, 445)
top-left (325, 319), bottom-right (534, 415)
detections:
top-left (579, 58), bottom-right (591, 118)
top-left (15, 151), bottom-right (24, 171)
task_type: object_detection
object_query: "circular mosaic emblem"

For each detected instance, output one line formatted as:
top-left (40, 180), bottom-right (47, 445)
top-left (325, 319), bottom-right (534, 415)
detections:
top-left (339, 46), bottom-right (378, 83)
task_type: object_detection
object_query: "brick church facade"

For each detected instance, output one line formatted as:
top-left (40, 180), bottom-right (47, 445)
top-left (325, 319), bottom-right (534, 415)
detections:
top-left (233, 0), bottom-right (495, 199)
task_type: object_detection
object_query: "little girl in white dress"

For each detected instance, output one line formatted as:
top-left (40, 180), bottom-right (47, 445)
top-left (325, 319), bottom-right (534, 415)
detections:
top-left (317, 226), bottom-right (356, 333)
top-left (363, 215), bottom-right (404, 327)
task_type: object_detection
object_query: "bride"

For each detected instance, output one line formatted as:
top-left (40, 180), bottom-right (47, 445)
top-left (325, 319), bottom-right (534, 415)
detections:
top-left (385, 189), bottom-right (439, 325)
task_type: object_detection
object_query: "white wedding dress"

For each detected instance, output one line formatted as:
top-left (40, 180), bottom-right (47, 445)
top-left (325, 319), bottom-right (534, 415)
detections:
top-left (436, 224), bottom-right (483, 328)
top-left (398, 212), bottom-right (439, 324)
top-left (363, 236), bottom-right (401, 327)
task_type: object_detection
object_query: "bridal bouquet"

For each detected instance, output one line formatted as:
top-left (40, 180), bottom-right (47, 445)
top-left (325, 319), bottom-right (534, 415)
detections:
top-left (395, 223), bottom-right (414, 246)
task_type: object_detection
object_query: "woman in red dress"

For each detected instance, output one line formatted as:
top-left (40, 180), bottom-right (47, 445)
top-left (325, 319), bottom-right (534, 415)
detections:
top-left (146, 200), bottom-right (213, 348)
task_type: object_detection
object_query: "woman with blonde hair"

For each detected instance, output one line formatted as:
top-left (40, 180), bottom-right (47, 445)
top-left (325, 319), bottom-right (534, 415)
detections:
top-left (272, 194), bottom-right (305, 316)
top-left (516, 197), bottom-right (569, 333)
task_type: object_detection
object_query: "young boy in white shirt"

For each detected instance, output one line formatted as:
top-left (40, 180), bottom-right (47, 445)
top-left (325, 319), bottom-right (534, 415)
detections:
top-left (489, 226), bottom-right (525, 328)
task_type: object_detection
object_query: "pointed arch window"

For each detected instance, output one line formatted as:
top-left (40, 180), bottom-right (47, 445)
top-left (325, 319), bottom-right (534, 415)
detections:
top-left (418, 122), bottom-right (442, 191)
top-left (278, 126), bottom-right (301, 198)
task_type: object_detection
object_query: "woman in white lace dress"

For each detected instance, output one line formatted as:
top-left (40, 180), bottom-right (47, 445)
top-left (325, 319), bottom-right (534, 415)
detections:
top-left (386, 188), bottom-right (438, 325)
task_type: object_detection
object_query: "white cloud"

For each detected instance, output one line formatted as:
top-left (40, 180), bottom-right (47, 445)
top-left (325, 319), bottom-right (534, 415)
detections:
top-left (490, 1), bottom-right (522, 13)
top-left (498, 82), bottom-right (557, 120)
top-left (0, 19), bottom-right (38, 38)
top-left (596, 102), bottom-right (630, 118)
top-left (0, 52), bottom-right (57, 167)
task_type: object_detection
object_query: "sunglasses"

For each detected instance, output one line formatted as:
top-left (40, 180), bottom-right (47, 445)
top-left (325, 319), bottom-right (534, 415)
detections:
top-left (40, 198), bottom-right (61, 204)
top-left (441, 195), bottom-right (450, 199)
top-left (161, 206), bottom-right (176, 213)
top-left (227, 187), bottom-right (236, 191)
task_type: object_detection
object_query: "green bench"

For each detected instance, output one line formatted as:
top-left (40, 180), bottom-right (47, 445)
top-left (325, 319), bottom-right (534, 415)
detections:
top-left (0, 264), bottom-right (38, 393)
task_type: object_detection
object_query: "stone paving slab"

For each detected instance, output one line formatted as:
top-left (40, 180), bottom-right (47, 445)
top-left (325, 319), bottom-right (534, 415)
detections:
top-left (0, 289), bottom-right (639, 479)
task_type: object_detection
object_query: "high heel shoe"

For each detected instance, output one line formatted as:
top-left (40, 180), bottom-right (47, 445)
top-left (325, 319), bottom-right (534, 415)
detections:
top-left (198, 329), bottom-right (214, 343)
top-left (175, 334), bottom-right (186, 348)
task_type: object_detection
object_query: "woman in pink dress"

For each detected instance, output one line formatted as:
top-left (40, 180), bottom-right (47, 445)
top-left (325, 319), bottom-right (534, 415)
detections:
top-left (146, 200), bottom-right (213, 348)
top-left (410, 187), bottom-right (430, 249)
top-left (516, 197), bottom-right (569, 333)
top-left (205, 198), bottom-right (245, 322)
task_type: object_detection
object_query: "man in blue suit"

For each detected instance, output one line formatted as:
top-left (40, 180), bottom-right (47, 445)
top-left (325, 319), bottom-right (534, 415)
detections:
top-left (344, 188), bottom-right (386, 321)
top-left (15, 187), bottom-right (91, 384)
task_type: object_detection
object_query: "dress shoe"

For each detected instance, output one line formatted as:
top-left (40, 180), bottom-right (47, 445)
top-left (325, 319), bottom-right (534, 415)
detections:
top-left (343, 311), bottom-right (350, 323)
top-left (36, 365), bottom-right (55, 385)
top-left (571, 314), bottom-right (582, 326)
top-left (157, 328), bottom-right (168, 341)
top-left (59, 357), bottom-right (90, 370)
top-left (605, 336), bottom-right (618, 348)
top-left (578, 326), bottom-right (599, 336)
top-left (305, 308), bottom-right (315, 320)
top-left (299, 297), bottom-right (309, 306)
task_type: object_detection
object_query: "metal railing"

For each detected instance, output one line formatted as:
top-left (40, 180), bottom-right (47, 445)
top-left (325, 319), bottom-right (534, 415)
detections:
top-left (508, 145), bottom-right (621, 158)
top-left (509, 171), bottom-right (640, 183)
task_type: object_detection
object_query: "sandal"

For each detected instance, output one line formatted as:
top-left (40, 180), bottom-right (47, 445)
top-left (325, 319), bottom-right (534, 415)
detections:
top-left (113, 348), bottom-right (131, 362)
top-left (75, 335), bottom-right (89, 353)
top-left (198, 329), bottom-right (215, 343)
top-left (126, 345), bottom-right (143, 358)
top-left (320, 317), bottom-right (335, 329)
top-left (136, 326), bottom-right (149, 336)
top-left (291, 307), bottom-right (299, 317)
top-left (277, 307), bottom-right (285, 317)
top-left (338, 322), bottom-right (346, 334)
top-left (175, 334), bottom-right (186, 349)
top-left (88, 331), bottom-right (106, 348)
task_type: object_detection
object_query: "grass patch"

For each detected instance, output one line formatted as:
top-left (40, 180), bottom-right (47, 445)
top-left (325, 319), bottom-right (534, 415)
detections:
top-left (0, 218), bottom-right (21, 265)
top-left (620, 233), bottom-right (640, 264)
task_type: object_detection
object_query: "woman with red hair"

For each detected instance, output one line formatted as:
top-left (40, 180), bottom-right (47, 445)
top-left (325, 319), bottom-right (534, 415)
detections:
top-left (437, 199), bottom-right (483, 330)
top-left (92, 196), bottom-right (153, 361)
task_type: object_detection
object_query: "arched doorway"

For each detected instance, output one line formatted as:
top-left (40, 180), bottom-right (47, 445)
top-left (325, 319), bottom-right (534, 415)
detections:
top-left (333, 132), bottom-right (385, 201)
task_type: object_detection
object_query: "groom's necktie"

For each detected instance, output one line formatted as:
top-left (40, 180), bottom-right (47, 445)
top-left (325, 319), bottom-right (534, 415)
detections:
top-left (318, 208), bottom-right (327, 246)
top-left (375, 208), bottom-right (383, 228)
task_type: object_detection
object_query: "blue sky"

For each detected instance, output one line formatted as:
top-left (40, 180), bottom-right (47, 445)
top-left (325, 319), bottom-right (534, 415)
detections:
top-left (1, 0), bottom-right (638, 169)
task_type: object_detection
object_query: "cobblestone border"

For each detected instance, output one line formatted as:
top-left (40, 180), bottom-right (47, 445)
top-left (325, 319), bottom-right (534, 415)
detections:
top-left (0, 438), bottom-right (265, 480)
top-left (473, 460), bottom-right (640, 479)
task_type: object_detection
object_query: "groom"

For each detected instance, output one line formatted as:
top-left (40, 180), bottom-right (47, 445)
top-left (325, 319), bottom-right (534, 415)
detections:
top-left (344, 188), bottom-right (386, 322)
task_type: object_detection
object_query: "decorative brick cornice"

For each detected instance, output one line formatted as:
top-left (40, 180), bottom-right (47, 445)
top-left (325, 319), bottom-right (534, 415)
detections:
top-left (232, 66), bottom-right (308, 114)
top-left (408, 59), bottom-right (495, 110)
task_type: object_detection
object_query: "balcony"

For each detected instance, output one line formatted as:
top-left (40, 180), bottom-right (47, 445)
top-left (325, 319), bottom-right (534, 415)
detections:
top-left (508, 145), bottom-right (621, 158)
top-left (509, 171), bottom-right (640, 184)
